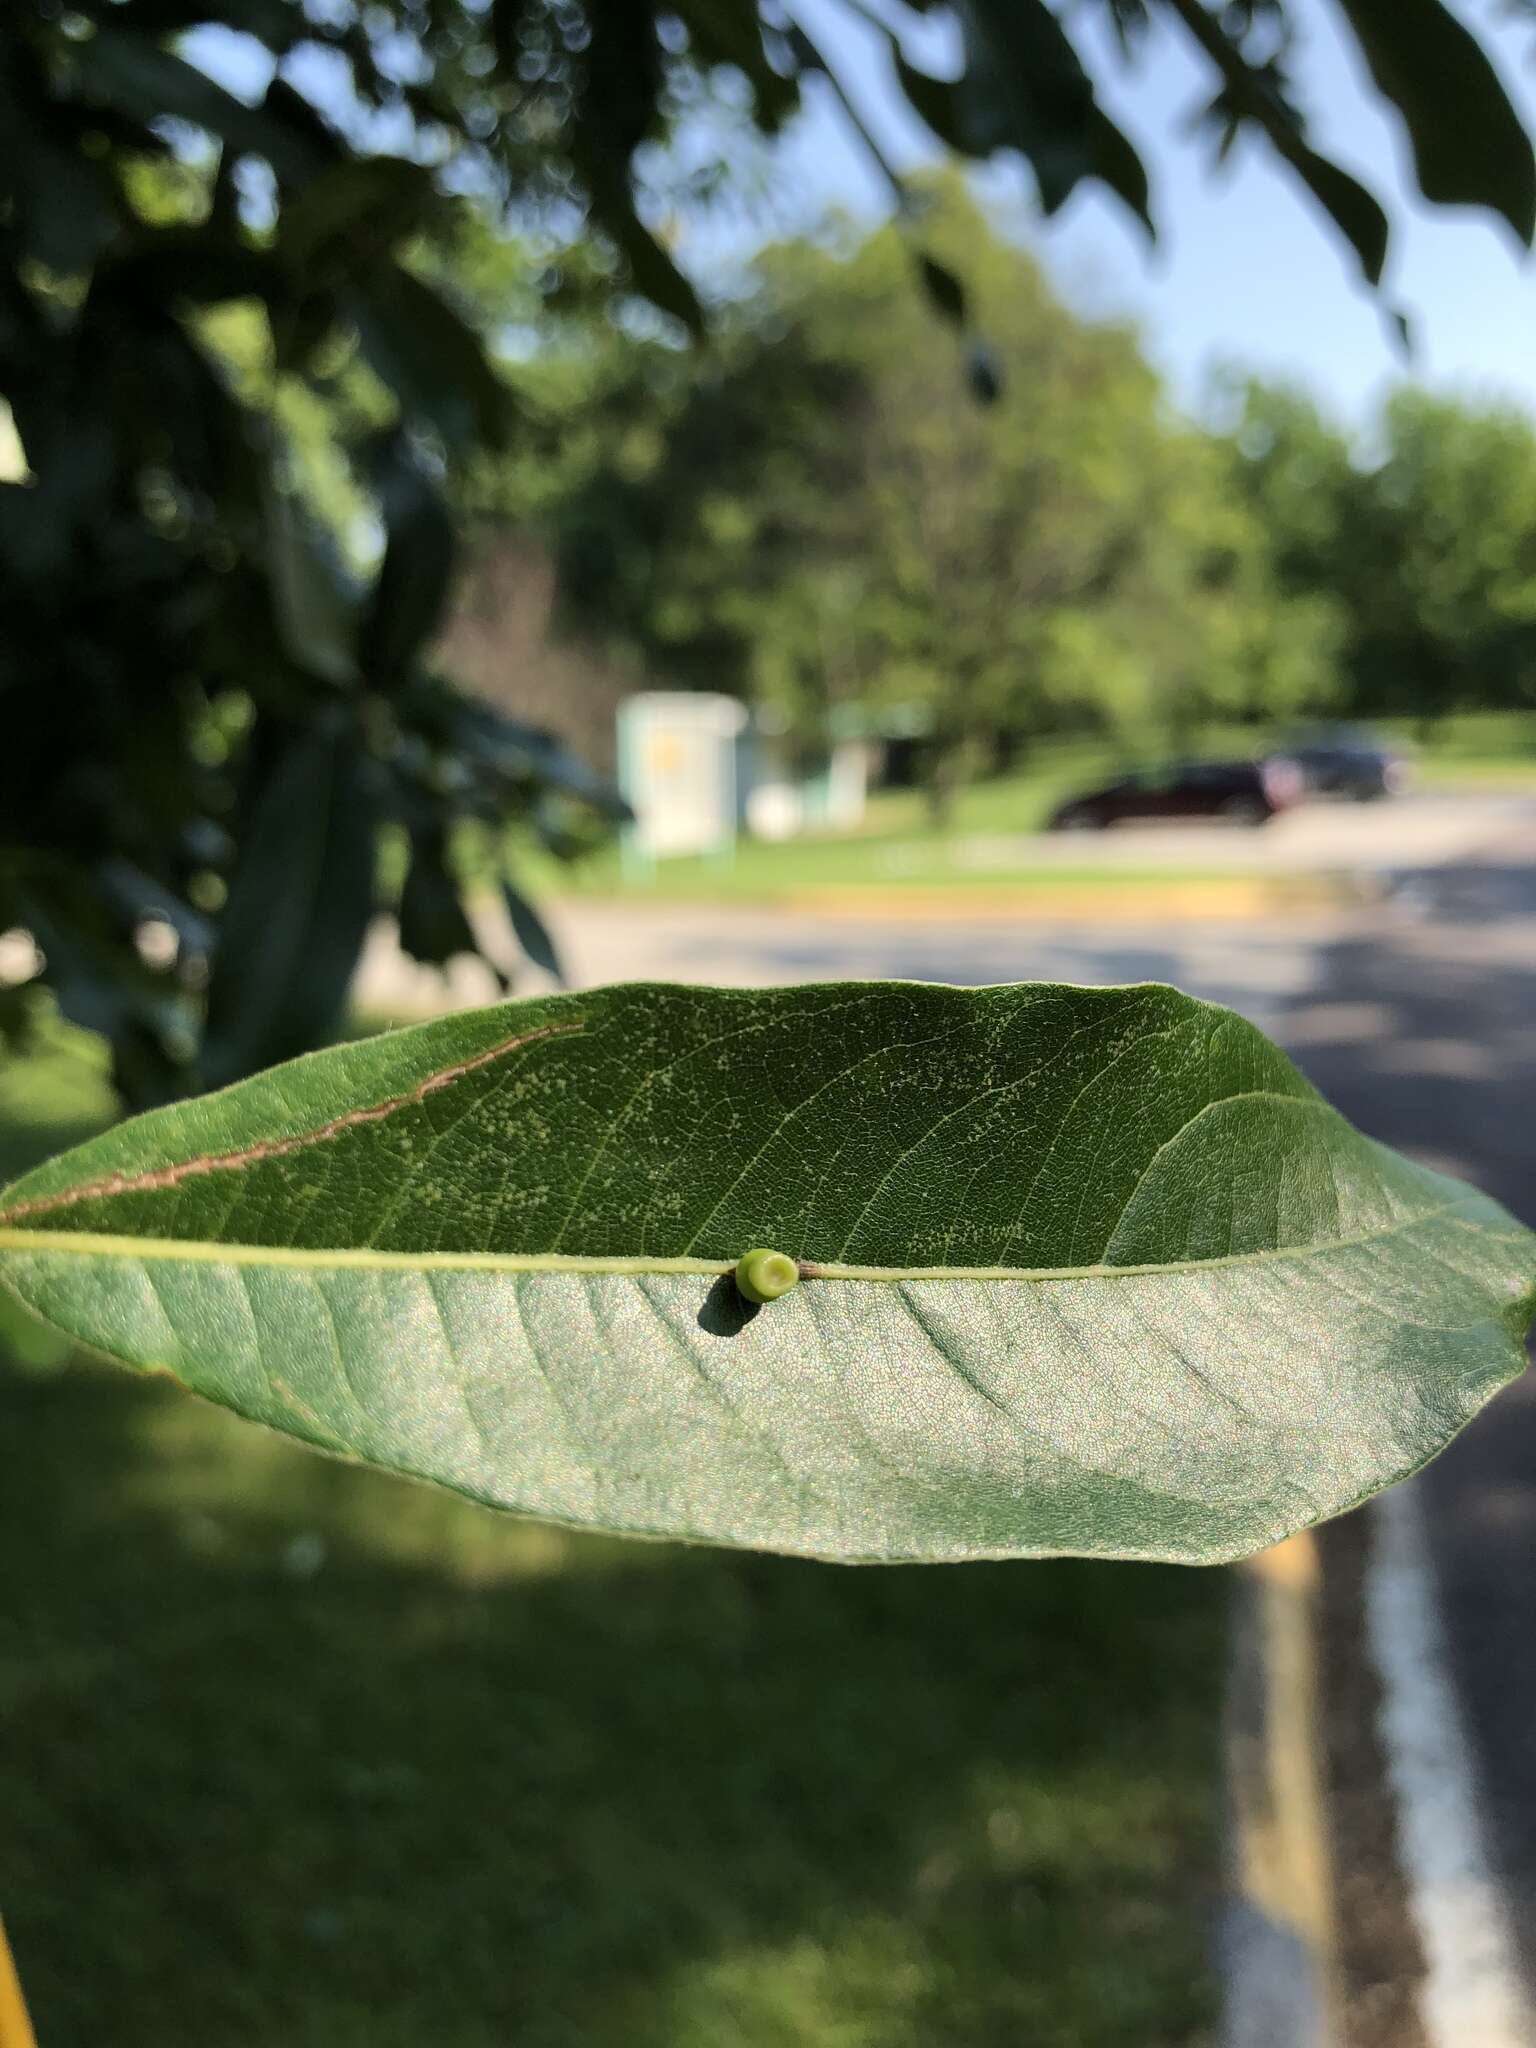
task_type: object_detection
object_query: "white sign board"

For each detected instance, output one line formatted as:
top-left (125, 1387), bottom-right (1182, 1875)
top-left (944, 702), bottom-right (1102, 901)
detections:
top-left (617, 692), bottom-right (748, 862)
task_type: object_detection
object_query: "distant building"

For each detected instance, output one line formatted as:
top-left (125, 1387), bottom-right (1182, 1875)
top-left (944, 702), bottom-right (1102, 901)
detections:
top-left (616, 694), bottom-right (749, 868)
top-left (740, 723), bottom-right (875, 841)
top-left (615, 693), bottom-right (922, 863)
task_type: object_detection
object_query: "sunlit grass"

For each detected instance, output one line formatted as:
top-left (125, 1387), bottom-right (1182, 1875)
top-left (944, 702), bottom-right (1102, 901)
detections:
top-left (2, 1358), bottom-right (1224, 2048)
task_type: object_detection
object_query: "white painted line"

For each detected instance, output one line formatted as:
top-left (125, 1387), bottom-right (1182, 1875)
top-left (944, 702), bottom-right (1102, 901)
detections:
top-left (1366, 1482), bottom-right (1536, 2047)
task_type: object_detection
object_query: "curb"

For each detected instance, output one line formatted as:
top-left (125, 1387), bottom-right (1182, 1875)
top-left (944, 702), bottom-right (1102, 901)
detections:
top-left (775, 878), bottom-right (1360, 922)
top-left (1363, 1484), bottom-right (1536, 2047)
top-left (1221, 1530), bottom-right (1342, 2048)
top-left (0, 1916), bottom-right (38, 2048)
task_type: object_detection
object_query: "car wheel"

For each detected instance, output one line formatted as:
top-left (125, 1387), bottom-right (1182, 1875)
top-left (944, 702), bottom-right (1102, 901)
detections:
top-left (1220, 795), bottom-right (1270, 827)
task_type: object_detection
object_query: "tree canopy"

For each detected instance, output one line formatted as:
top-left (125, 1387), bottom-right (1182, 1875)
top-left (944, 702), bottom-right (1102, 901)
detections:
top-left (3, 0), bottom-right (1535, 1103)
top-left (1229, 382), bottom-right (1536, 722)
top-left (487, 192), bottom-right (1536, 779)
top-left (533, 186), bottom-right (1345, 799)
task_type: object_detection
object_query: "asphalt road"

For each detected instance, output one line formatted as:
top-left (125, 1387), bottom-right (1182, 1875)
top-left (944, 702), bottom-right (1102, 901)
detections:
top-left (565, 799), bottom-right (1536, 2013)
top-left (894, 790), bottom-right (1536, 878)
top-left (361, 791), bottom-right (1536, 2005)
top-left (1285, 817), bottom-right (1536, 2008)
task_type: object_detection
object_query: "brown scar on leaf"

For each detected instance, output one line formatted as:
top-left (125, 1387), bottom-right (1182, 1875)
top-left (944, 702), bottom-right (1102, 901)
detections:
top-left (0, 1019), bottom-right (584, 1225)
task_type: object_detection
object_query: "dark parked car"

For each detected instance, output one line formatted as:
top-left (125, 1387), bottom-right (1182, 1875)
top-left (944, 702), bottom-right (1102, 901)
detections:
top-left (1048, 756), bottom-right (1304, 830)
top-left (1279, 724), bottom-right (1412, 800)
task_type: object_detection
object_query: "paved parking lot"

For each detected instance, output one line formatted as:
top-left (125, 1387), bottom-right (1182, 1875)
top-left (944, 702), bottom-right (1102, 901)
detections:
top-left (874, 791), bottom-right (1536, 878)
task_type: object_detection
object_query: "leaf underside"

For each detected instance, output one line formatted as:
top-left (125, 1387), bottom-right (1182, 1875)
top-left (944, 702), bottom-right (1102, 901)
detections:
top-left (1, 982), bottom-right (1531, 1564)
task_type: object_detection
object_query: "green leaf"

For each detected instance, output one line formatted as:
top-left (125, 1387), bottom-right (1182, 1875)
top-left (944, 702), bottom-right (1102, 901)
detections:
top-left (264, 487), bottom-right (360, 688)
top-left (948, 0), bottom-right (1152, 231)
top-left (1166, 0), bottom-right (1388, 285)
top-left (69, 31), bottom-right (327, 183)
top-left (1, 983), bottom-right (1530, 1565)
top-left (1082, 103), bottom-right (1153, 233)
top-left (350, 264), bottom-right (511, 451)
top-left (18, 880), bottom-right (196, 1098)
top-left (502, 879), bottom-right (564, 983)
top-left (441, 695), bottom-right (631, 820)
top-left (0, 98), bottom-right (121, 276)
top-left (397, 829), bottom-right (478, 969)
top-left (278, 158), bottom-right (444, 282)
top-left (917, 254), bottom-right (968, 328)
top-left (201, 724), bottom-right (377, 1089)
top-left (1334, 0), bottom-right (1536, 243)
top-left (610, 214), bottom-right (705, 338)
top-left (1278, 133), bottom-right (1390, 287)
top-left (100, 222), bottom-right (276, 309)
top-left (360, 443), bottom-right (456, 693)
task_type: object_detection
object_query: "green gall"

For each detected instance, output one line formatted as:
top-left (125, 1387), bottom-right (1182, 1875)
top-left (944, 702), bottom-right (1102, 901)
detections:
top-left (734, 1247), bottom-right (800, 1305)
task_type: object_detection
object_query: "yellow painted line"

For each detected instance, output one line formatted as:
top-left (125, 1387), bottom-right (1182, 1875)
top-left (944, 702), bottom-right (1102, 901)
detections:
top-left (0, 1918), bottom-right (38, 2048)
top-left (777, 877), bottom-right (1364, 922)
top-left (1238, 1532), bottom-right (1337, 1956)
top-left (1225, 1529), bottom-right (1343, 2043)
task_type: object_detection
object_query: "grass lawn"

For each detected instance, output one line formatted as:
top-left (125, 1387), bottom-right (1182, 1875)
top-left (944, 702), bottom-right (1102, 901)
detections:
top-left (1412, 756), bottom-right (1536, 789)
top-left (526, 714), bottom-right (1536, 910)
top-left (556, 840), bottom-right (1284, 907)
top-left (0, 1030), bottom-right (1224, 2048)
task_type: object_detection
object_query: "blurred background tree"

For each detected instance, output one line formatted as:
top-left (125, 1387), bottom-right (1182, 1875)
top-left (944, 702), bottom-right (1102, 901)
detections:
top-left (2, 0), bottom-right (1533, 1105)
top-left (1227, 380), bottom-right (1536, 723)
top-left (544, 183), bottom-right (1345, 818)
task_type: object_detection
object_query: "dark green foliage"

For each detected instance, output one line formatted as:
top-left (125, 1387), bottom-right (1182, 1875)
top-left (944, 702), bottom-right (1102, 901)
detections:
top-left (502, 879), bottom-right (566, 983)
top-left (397, 826), bottom-right (480, 974)
top-left (1335, 0), bottom-right (1536, 240)
top-left (1229, 382), bottom-right (1536, 719)
top-left (0, 1), bottom-right (633, 1109)
top-left (2, 0), bottom-right (1533, 1111)
top-left (946, 0), bottom-right (1153, 230)
top-left (201, 723), bottom-right (379, 1088)
top-left (1164, 0), bottom-right (1390, 287)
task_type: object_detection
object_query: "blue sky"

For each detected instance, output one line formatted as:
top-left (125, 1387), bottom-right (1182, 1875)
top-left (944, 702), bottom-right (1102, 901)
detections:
top-left (769, 0), bottom-right (1536, 435)
top-left (191, 2), bottom-right (1536, 437)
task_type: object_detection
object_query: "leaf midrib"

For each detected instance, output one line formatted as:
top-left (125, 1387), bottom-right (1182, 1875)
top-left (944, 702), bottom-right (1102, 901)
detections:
top-left (0, 1200), bottom-right (1480, 1285)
